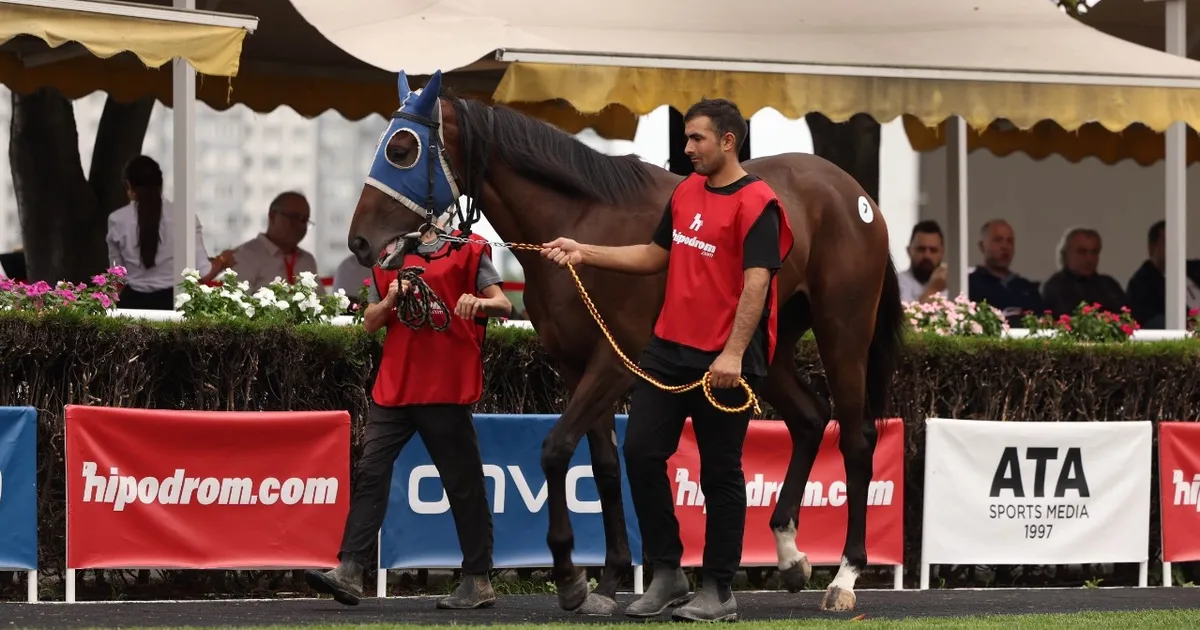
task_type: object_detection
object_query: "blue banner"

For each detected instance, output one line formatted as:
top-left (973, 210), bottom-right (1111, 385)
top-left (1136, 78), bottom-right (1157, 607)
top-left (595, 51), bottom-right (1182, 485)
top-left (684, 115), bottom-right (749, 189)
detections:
top-left (380, 414), bottom-right (641, 569)
top-left (0, 406), bottom-right (37, 570)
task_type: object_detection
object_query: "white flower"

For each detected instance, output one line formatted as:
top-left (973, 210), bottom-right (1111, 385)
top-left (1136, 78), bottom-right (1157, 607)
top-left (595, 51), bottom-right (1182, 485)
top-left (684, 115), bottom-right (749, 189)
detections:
top-left (238, 281), bottom-right (250, 292)
top-left (174, 293), bottom-right (192, 308)
top-left (299, 271), bottom-right (319, 289)
top-left (199, 284), bottom-right (214, 294)
top-left (243, 305), bottom-right (255, 318)
top-left (337, 294), bottom-right (350, 310)
top-left (292, 292), bottom-right (306, 303)
top-left (181, 268), bottom-right (201, 284)
top-left (274, 300), bottom-right (289, 310)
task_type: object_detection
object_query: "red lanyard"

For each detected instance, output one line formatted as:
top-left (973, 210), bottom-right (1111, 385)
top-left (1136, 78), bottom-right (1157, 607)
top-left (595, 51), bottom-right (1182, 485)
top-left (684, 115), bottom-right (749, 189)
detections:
top-left (284, 251), bottom-right (298, 284)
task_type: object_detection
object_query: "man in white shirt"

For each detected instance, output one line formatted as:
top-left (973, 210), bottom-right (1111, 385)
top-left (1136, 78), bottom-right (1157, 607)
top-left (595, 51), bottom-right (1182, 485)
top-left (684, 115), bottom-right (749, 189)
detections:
top-left (898, 220), bottom-right (948, 304)
top-left (230, 191), bottom-right (321, 292)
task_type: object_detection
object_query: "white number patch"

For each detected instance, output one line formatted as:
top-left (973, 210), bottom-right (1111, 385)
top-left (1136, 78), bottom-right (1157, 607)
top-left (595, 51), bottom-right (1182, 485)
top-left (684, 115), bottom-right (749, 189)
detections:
top-left (857, 196), bottom-right (874, 224)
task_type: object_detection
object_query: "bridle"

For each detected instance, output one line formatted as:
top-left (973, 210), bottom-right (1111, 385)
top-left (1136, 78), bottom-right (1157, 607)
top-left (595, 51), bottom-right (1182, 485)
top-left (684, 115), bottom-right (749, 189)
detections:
top-left (388, 103), bottom-right (486, 263)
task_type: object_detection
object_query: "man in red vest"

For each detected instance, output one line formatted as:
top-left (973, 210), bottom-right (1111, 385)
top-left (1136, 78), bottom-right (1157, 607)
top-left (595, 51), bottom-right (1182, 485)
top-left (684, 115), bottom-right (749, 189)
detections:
top-left (542, 98), bottom-right (793, 623)
top-left (305, 228), bottom-right (512, 610)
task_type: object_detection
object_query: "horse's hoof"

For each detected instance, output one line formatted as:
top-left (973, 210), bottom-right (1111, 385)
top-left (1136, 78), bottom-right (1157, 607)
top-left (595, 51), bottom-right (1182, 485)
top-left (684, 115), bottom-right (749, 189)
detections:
top-left (819, 586), bottom-right (856, 612)
top-left (779, 556), bottom-right (812, 593)
top-left (556, 571), bottom-right (589, 611)
top-left (575, 592), bottom-right (618, 616)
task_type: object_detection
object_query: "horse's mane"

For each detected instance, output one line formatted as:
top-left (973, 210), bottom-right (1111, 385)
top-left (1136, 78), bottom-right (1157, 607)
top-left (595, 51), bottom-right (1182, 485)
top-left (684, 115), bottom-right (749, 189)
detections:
top-left (447, 96), bottom-right (655, 205)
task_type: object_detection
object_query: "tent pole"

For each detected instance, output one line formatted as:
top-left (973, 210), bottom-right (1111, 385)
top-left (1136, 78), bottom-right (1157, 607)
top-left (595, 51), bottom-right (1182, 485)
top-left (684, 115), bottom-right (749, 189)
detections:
top-left (172, 0), bottom-right (197, 303)
top-left (1165, 0), bottom-right (1188, 330)
top-left (945, 116), bottom-right (969, 299)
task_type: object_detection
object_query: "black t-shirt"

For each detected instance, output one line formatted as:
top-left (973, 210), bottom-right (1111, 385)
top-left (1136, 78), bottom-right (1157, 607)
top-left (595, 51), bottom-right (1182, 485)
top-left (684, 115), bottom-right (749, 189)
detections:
top-left (642, 174), bottom-right (784, 380)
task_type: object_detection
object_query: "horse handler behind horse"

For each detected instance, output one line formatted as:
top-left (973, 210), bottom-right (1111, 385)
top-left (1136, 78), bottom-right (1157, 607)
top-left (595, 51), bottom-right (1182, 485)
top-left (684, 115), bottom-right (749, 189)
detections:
top-left (542, 98), bottom-right (793, 622)
top-left (305, 227), bottom-right (512, 609)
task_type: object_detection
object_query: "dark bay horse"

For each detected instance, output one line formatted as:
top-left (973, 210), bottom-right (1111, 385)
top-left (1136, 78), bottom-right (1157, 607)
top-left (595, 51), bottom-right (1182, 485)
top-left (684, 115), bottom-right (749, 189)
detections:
top-left (347, 70), bottom-right (906, 615)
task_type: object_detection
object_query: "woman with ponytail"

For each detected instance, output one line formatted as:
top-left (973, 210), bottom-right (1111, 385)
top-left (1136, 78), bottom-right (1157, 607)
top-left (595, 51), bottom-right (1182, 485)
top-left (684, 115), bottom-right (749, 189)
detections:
top-left (106, 155), bottom-right (235, 310)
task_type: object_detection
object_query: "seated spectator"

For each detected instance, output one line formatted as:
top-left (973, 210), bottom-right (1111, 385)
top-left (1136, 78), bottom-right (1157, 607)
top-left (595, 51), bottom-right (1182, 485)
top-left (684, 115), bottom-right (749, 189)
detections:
top-left (968, 219), bottom-right (1045, 326)
top-left (107, 155), bottom-right (234, 310)
top-left (1126, 219), bottom-right (1200, 328)
top-left (898, 220), bottom-right (948, 304)
top-left (1040, 227), bottom-right (1128, 317)
top-left (230, 191), bottom-right (321, 292)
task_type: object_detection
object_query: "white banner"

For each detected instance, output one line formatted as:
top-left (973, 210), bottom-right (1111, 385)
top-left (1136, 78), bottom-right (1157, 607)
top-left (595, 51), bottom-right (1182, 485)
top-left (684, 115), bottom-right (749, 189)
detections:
top-left (921, 418), bottom-right (1151, 565)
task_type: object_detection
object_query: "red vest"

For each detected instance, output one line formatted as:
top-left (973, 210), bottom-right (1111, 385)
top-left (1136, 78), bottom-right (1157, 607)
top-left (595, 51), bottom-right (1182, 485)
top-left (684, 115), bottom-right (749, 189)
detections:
top-left (370, 232), bottom-right (490, 407)
top-left (652, 173), bottom-right (795, 363)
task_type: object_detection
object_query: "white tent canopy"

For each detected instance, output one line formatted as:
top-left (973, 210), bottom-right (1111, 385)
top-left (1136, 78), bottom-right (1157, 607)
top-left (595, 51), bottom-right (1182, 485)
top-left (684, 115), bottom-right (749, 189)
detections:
top-left (291, 0), bottom-right (1200, 329)
top-left (292, 0), bottom-right (1200, 87)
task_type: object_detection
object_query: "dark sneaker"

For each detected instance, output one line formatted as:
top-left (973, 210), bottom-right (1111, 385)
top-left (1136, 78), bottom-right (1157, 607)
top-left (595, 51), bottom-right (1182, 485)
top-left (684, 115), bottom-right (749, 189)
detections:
top-left (672, 580), bottom-right (737, 622)
top-left (625, 567), bottom-right (692, 618)
top-left (437, 573), bottom-right (497, 609)
top-left (304, 558), bottom-right (363, 606)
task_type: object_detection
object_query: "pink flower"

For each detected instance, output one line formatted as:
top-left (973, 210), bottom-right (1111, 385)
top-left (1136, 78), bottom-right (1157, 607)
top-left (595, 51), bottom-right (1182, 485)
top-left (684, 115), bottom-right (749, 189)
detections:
top-left (26, 281), bottom-right (51, 297)
top-left (107, 266), bottom-right (127, 278)
top-left (92, 275), bottom-right (107, 286)
top-left (362, 278), bottom-right (372, 286)
top-left (91, 292), bottom-right (113, 308)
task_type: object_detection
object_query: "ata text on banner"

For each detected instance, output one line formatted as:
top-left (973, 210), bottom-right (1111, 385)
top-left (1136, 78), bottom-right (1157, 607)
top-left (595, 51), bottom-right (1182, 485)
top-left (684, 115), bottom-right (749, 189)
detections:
top-left (1159, 422), bottom-right (1200, 563)
top-left (921, 418), bottom-right (1151, 567)
top-left (65, 405), bottom-right (350, 569)
top-left (380, 414), bottom-right (642, 569)
top-left (667, 417), bottom-right (904, 567)
top-left (0, 406), bottom-right (37, 570)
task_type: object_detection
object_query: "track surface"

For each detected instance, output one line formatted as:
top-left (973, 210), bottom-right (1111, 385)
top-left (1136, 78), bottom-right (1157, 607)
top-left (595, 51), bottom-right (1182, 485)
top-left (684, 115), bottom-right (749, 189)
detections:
top-left (5, 588), bottom-right (1200, 628)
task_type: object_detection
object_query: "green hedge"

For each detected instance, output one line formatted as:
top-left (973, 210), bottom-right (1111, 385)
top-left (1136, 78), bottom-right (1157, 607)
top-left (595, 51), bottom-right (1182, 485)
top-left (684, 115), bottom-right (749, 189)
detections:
top-left (2, 311), bottom-right (1200, 600)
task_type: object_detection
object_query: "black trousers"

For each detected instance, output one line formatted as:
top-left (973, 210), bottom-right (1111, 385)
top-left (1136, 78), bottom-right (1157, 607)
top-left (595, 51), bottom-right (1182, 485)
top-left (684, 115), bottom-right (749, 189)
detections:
top-left (118, 286), bottom-right (174, 310)
top-left (622, 366), bottom-right (762, 587)
top-left (338, 402), bottom-right (494, 574)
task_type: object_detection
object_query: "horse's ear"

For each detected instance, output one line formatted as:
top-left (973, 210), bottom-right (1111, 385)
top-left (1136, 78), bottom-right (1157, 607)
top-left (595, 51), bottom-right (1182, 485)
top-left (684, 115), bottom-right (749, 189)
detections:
top-left (397, 71), bottom-right (412, 101)
top-left (410, 69), bottom-right (442, 118)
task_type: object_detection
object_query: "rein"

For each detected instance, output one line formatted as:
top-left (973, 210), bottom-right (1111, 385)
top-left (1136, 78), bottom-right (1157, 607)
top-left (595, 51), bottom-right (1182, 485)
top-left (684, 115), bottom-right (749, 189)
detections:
top-left (399, 231), bottom-right (762, 416)
top-left (393, 265), bottom-right (451, 332)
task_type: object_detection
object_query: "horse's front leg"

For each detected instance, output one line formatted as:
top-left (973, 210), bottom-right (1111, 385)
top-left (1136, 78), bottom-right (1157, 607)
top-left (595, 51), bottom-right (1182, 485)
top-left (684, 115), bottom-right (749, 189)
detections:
top-left (540, 350), bottom-right (633, 612)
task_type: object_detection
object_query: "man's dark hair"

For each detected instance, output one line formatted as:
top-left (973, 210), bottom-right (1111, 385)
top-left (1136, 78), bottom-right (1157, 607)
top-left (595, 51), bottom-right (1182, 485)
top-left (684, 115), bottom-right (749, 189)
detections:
top-left (683, 98), bottom-right (748, 153)
top-left (1149, 219), bottom-right (1165, 246)
top-left (910, 220), bottom-right (943, 245)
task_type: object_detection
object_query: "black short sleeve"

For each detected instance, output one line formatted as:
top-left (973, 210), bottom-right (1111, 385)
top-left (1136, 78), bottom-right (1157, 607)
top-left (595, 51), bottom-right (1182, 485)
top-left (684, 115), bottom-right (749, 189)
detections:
top-left (743, 201), bottom-right (783, 271)
top-left (651, 202), bottom-right (673, 250)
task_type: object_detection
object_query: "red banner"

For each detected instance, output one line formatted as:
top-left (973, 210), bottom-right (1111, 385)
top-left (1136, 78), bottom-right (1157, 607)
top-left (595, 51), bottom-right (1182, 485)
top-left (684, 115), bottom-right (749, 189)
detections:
top-left (668, 417), bottom-right (904, 567)
top-left (65, 405), bottom-right (350, 569)
top-left (1159, 422), bottom-right (1200, 562)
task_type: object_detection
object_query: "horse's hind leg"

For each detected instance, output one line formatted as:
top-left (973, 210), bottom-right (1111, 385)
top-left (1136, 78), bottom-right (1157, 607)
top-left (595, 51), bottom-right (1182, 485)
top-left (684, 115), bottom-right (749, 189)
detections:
top-left (763, 297), bottom-right (833, 593)
top-left (810, 300), bottom-right (877, 612)
top-left (541, 350), bottom-right (633, 612)
top-left (575, 413), bottom-right (634, 616)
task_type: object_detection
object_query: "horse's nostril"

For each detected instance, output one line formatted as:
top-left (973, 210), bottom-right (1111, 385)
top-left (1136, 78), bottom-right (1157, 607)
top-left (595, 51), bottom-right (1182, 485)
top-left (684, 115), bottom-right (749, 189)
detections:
top-left (350, 236), bottom-right (371, 256)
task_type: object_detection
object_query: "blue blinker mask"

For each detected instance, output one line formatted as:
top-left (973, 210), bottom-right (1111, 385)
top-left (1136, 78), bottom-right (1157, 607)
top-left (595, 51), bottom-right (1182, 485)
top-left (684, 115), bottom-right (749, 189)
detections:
top-left (365, 69), bottom-right (461, 230)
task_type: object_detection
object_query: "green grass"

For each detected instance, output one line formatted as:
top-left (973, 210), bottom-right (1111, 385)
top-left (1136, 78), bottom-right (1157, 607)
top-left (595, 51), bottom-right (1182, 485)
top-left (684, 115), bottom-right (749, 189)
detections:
top-left (125, 609), bottom-right (1200, 629)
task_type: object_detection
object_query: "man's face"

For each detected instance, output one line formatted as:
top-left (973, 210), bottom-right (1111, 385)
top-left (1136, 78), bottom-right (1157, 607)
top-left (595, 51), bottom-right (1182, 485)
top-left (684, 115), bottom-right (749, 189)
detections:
top-left (270, 196), bottom-right (311, 246)
top-left (979, 222), bottom-right (1015, 271)
top-left (1064, 232), bottom-right (1101, 277)
top-left (684, 115), bottom-right (730, 176)
top-left (907, 232), bottom-right (943, 282)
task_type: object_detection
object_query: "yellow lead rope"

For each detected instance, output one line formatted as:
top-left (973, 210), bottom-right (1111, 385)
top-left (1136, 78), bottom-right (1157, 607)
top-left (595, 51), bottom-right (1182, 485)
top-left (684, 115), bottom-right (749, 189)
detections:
top-left (491, 240), bottom-right (762, 415)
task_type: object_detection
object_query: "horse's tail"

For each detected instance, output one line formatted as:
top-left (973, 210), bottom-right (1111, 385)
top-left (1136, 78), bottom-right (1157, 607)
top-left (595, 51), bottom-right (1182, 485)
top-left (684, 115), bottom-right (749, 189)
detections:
top-left (865, 252), bottom-right (907, 421)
